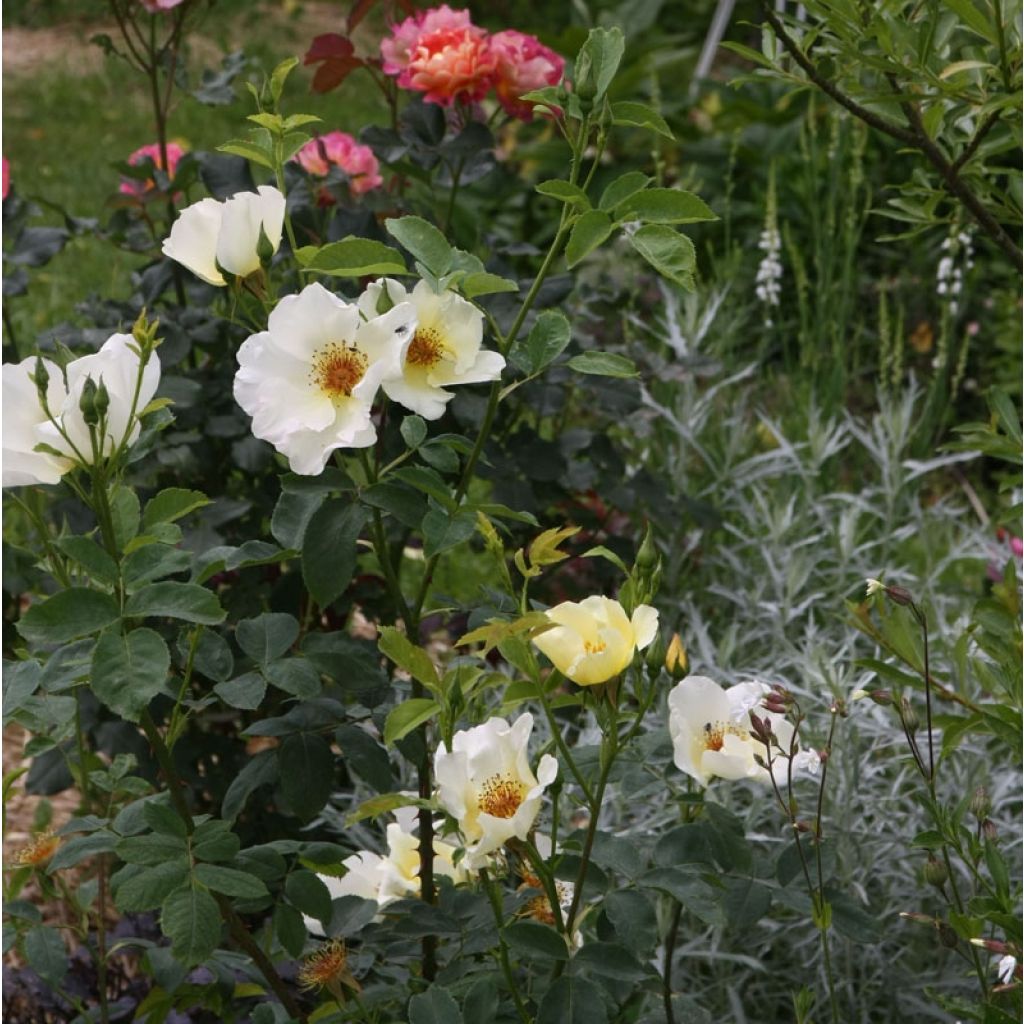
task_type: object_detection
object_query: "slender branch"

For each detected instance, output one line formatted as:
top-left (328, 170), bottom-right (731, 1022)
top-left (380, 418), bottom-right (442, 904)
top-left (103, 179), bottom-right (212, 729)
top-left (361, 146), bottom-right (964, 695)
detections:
top-left (950, 110), bottom-right (1002, 174)
top-left (480, 869), bottom-right (532, 1024)
top-left (759, 1), bottom-right (1023, 268)
top-left (662, 900), bottom-right (683, 1024)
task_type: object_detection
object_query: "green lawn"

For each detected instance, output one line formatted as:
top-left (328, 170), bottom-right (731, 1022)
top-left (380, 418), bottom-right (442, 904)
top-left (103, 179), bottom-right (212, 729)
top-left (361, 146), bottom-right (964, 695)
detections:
top-left (3, 2), bottom-right (388, 345)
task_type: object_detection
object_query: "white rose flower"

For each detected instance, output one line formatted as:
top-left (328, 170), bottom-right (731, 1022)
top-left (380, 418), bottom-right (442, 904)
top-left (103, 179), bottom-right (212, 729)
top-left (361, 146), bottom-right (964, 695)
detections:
top-left (233, 282), bottom-right (416, 475)
top-left (34, 334), bottom-right (161, 468)
top-left (668, 675), bottom-right (820, 787)
top-left (434, 713), bottom-right (557, 868)
top-left (532, 595), bottom-right (659, 686)
top-left (357, 278), bottom-right (504, 419)
top-left (303, 813), bottom-right (468, 937)
top-left (2, 357), bottom-right (70, 487)
top-left (162, 185), bottom-right (286, 286)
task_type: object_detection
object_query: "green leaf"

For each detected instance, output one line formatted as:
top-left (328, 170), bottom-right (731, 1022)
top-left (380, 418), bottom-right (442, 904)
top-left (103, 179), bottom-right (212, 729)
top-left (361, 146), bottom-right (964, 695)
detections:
top-left (285, 868), bottom-right (333, 924)
top-left (510, 310), bottom-right (572, 376)
top-left (361, 481), bottom-right (427, 529)
top-left (297, 237), bottom-right (409, 278)
top-left (274, 903), bottom-right (307, 957)
top-left (567, 351), bottom-right (638, 378)
top-left (503, 920), bottom-right (569, 961)
top-left (143, 489), bottom-right (211, 529)
top-left (114, 860), bottom-right (191, 912)
top-left (422, 506), bottom-right (477, 559)
top-left (301, 499), bottom-right (369, 608)
top-left (124, 582), bottom-right (225, 625)
top-left (617, 188), bottom-right (717, 225)
top-left (143, 799), bottom-right (188, 839)
top-left (236, 613), bottom-right (299, 664)
top-left (109, 485), bottom-right (141, 550)
top-left (117, 833), bottom-right (188, 866)
top-left (222, 751), bottom-right (278, 822)
top-left (565, 210), bottom-right (613, 268)
top-left (345, 791), bottom-right (428, 826)
top-left (378, 626), bottom-right (441, 693)
top-left (574, 26), bottom-right (625, 103)
top-left (383, 698), bottom-right (440, 745)
top-left (279, 733), bottom-right (334, 820)
top-left (264, 658), bottom-right (322, 698)
top-left (18, 589), bottom-right (120, 646)
top-left (603, 890), bottom-right (658, 954)
top-left (599, 171), bottom-right (650, 212)
top-left (628, 224), bottom-right (696, 289)
top-left (54, 536), bottom-right (119, 586)
top-left (91, 627), bottom-right (170, 722)
top-left (401, 415), bottom-right (428, 449)
top-left (939, 0), bottom-right (997, 42)
top-left (536, 179), bottom-right (591, 207)
top-left (392, 466), bottom-right (455, 509)
top-left (610, 100), bottom-right (674, 139)
top-left (47, 830), bottom-right (118, 872)
top-left (722, 877), bottom-right (772, 929)
top-left (573, 941), bottom-right (648, 980)
top-left (459, 272), bottom-right (520, 298)
top-left (270, 56), bottom-right (299, 105)
top-left (385, 216), bottom-right (453, 276)
top-left (336, 725), bottom-right (393, 793)
top-left (537, 976), bottom-right (609, 1024)
top-left (214, 672), bottom-right (267, 710)
top-left (409, 986), bottom-right (464, 1024)
top-left (217, 139), bottom-right (275, 170)
top-left (24, 926), bottom-right (68, 987)
top-left (271, 489), bottom-right (324, 549)
top-left (194, 863), bottom-right (268, 900)
top-left (161, 883), bottom-right (220, 966)
top-left (191, 820), bottom-right (241, 862)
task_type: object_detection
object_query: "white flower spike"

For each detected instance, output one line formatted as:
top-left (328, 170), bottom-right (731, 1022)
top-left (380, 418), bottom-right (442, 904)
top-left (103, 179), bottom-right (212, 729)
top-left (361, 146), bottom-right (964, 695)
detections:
top-left (532, 595), bottom-right (659, 686)
top-left (668, 675), bottom-right (820, 787)
top-left (358, 278), bottom-right (504, 420)
top-left (434, 713), bottom-right (557, 868)
top-left (162, 185), bottom-right (285, 286)
top-left (233, 282), bottom-right (416, 475)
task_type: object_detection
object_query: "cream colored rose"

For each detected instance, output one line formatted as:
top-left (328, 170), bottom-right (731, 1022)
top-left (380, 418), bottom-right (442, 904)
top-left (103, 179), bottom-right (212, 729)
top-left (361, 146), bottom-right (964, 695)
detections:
top-left (532, 595), bottom-right (659, 686)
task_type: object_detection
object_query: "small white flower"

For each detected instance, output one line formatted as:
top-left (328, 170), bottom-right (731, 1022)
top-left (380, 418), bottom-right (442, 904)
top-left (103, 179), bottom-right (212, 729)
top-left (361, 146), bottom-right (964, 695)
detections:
top-left (668, 675), bottom-right (818, 787)
top-left (233, 282), bottom-right (416, 475)
top-left (531, 595), bottom-right (659, 686)
top-left (434, 713), bottom-right (557, 868)
top-left (997, 954), bottom-right (1017, 985)
top-left (357, 278), bottom-right (504, 420)
top-left (865, 578), bottom-right (886, 597)
top-left (2, 357), bottom-right (70, 487)
top-left (162, 186), bottom-right (286, 286)
top-left (303, 812), bottom-right (468, 937)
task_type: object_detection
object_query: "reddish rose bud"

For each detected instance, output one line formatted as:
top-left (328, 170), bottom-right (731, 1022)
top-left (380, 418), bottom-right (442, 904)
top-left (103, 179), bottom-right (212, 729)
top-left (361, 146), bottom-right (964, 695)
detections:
top-left (885, 585), bottom-right (915, 606)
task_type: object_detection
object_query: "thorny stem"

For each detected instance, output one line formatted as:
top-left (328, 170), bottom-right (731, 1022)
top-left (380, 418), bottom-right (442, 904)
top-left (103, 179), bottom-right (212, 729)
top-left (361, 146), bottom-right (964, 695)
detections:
top-left (758, 1), bottom-right (1023, 268)
top-left (662, 900), bottom-right (683, 1024)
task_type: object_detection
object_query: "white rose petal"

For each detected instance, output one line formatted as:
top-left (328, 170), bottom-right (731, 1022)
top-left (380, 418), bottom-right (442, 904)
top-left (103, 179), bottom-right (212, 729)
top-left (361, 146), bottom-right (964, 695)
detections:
top-left (2, 357), bottom-right (70, 487)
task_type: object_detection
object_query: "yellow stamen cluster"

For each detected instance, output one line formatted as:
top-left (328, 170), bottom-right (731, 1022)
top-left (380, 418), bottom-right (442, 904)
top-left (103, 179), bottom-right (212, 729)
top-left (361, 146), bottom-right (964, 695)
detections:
top-left (583, 639), bottom-right (607, 655)
top-left (406, 328), bottom-right (447, 368)
top-left (312, 343), bottom-right (367, 399)
top-left (701, 721), bottom-right (748, 753)
top-left (16, 831), bottom-right (61, 867)
top-left (478, 774), bottom-right (526, 819)
top-left (518, 874), bottom-right (572, 927)
top-left (298, 938), bottom-right (360, 999)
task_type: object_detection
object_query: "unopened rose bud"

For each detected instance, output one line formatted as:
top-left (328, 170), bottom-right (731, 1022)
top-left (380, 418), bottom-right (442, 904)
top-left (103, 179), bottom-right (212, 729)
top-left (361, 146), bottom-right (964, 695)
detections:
top-left (665, 633), bottom-right (687, 679)
top-left (817, 748), bottom-right (829, 763)
top-left (645, 631), bottom-right (667, 674)
top-left (938, 922), bottom-right (959, 949)
top-left (79, 376), bottom-right (99, 427)
top-left (923, 855), bottom-right (948, 889)
top-left (900, 696), bottom-right (918, 733)
top-left (981, 819), bottom-right (998, 842)
top-left (635, 525), bottom-right (658, 572)
top-left (970, 938), bottom-right (1010, 954)
top-left (33, 355), bottom-right (50, 404)
top-left (762, 698), bottom-right (787, 716)
top-left (94, 379), bottom-right (110, 419)
top-left (970, 787), bottom-right (990, 820)
top-left (257, 224), bottom-right (277, 264)
top-left (869, 690), bottom-right (892, 706)
top-left (885, 585), bottom-right (914, 607)
top-left (794, 820), bottom-right (812, 833)
top-left (900, 911), bottom-right (936, 926)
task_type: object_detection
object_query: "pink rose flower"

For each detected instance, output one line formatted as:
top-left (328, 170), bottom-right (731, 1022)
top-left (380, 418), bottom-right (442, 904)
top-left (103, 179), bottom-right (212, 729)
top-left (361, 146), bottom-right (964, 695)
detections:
top-left (294, 131), bottom-right (383, 203)
top-left (119, 142), bottom-right (186, 197)
top-left (139, 0), bottom-right (186, 12)
top-left (381, 5), bottom-right (495, 106)
top-left (490, 30), bottom-right (564, 120)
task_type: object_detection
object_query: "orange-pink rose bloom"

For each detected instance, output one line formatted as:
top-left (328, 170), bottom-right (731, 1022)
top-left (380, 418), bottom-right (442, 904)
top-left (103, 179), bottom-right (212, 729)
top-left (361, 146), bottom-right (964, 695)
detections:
top-left (120, 142), bottom-right (186, 197)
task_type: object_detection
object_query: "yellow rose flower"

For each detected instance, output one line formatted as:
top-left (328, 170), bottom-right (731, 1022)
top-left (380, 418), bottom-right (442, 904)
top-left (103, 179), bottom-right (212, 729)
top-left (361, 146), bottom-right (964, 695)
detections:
top-left (532, 595), bottom-right (659, 686)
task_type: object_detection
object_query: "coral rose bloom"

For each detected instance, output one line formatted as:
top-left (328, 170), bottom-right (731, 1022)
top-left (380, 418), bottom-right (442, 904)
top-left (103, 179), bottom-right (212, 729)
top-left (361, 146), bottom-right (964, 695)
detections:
top-left (406, 25), bottom-right (496, 106)
top-left (380, 5), bottom-right (473, 81)
top-left (120, 142), bottom-right (186, 197)
top-left (294, 132), bottom-right (383, 200)
top-left (490, 30), bottom-right (564, 120)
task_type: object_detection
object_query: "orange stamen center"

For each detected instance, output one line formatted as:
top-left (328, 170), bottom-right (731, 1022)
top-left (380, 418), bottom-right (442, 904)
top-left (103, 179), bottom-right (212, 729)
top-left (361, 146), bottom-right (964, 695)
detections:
top-left (479, 774), bottom-right (526, 819)
top-left (406, 328), bottom-right (447, 368)
top-left (583, 640), bottom-right (606, 655)
top-left (17, 831), bottom-right (61, 866)
top-left (702, 721), bottom-right (748, 752)
top-left (312, 343), bottom-right (367, 399)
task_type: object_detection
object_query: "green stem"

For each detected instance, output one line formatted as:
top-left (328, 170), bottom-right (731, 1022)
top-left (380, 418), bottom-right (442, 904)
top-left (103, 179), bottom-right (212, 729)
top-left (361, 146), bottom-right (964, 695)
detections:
top-left (480, 869), bottom-right (532, 1024)
top-left (532, 675), bottom-right (594, 805)
top-left (662, 899), bottom-right (682, 1024)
